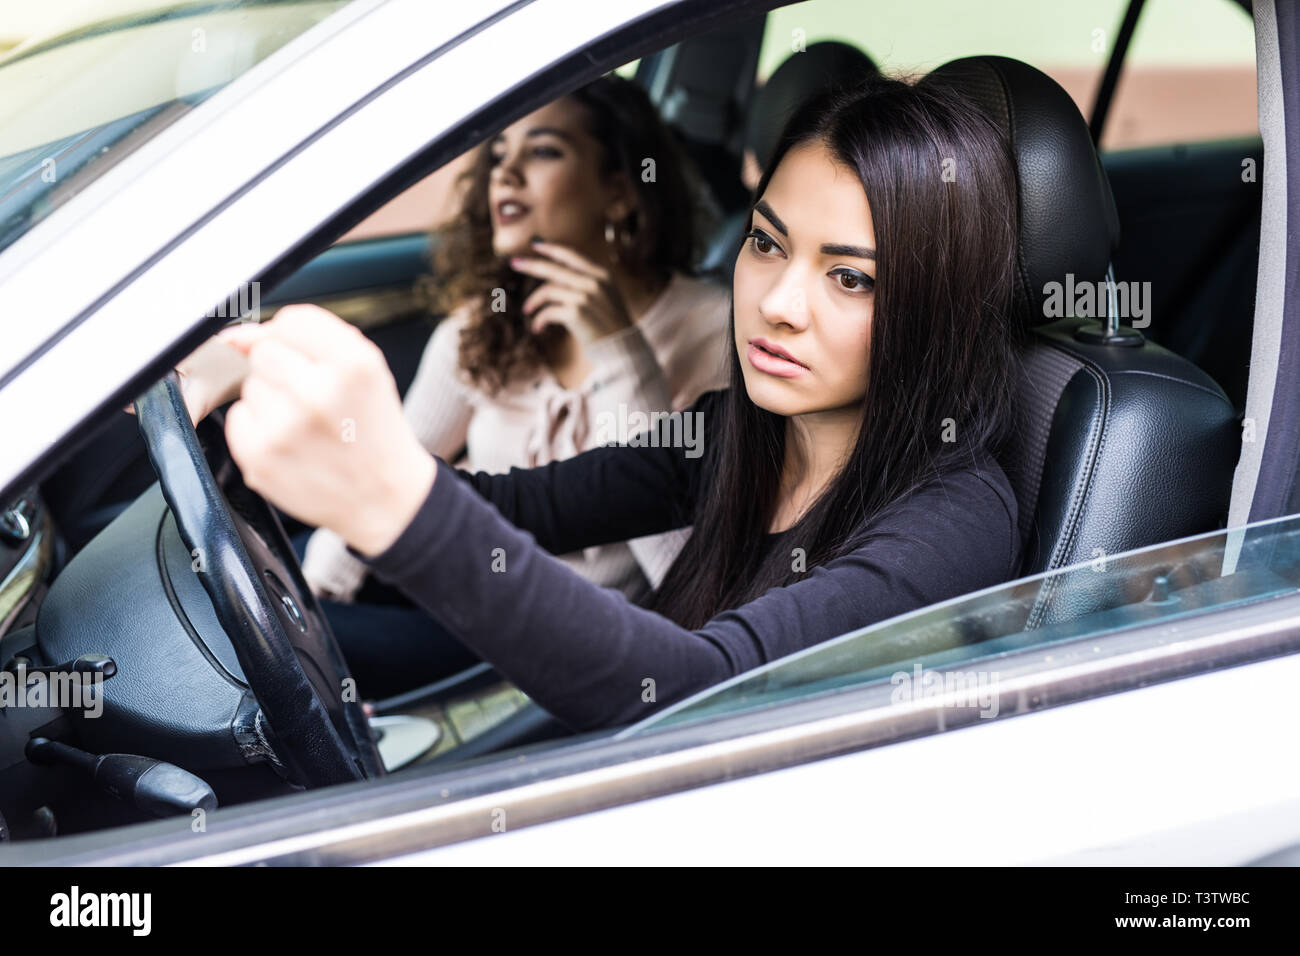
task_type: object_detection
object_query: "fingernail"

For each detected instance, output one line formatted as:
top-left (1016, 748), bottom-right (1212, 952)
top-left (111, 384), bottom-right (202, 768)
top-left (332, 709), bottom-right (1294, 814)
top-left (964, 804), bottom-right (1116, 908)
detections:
top-left (509, 257), bottom-right (524, 267)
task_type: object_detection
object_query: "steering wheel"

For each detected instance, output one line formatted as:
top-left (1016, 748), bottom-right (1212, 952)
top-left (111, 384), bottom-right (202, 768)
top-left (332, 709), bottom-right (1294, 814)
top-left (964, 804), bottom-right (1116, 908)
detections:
top-left (134, 371), bottom-right (384, 787)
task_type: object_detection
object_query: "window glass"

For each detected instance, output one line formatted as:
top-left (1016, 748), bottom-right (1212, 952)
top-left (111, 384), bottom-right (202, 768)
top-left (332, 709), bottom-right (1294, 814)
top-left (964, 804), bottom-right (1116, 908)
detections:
top-left (760, 0), bottom-right (1129, 79)
top-left (338, 62), bottom-right (640, 242)
top-left (0, 0), bottom-right (353, 256)
top-left (344, 0), bottom-right (1260, 245)
top-left (623, 513), bottom-right (1300, 736)
top-left (757, 0), bottom-right (1256, 149)
top-left (1102, 0), bottom-right (1256, 149)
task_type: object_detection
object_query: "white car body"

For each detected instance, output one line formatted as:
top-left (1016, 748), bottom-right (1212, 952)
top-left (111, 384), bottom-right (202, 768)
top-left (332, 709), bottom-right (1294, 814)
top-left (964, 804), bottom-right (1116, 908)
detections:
top-left (1, 0), bottom-right (1296, 866)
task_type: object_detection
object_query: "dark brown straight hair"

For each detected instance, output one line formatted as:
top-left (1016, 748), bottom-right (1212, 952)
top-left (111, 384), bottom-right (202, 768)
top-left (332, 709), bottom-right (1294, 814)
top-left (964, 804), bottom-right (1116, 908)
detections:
top-left (647, 75), bottom-right (1024, 630)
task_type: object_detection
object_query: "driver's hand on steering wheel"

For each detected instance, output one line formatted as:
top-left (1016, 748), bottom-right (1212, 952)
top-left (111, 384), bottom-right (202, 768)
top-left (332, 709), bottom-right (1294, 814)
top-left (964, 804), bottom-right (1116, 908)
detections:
top-left (216, 304), bottom-right (437, 560)
top-left (124, 331), bottom-right (252, 427)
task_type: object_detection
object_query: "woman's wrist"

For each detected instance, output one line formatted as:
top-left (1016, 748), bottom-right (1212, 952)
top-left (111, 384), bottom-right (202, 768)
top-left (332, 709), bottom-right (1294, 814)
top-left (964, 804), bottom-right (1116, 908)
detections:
top-left (591, 308), bottom-right (633, 341)
top-left (341, 446), bottom-right (437, 558)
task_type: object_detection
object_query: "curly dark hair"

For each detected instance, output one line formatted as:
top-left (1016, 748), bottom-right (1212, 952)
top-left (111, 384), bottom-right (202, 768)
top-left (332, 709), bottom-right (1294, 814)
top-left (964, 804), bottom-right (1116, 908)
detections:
top-left (427, 74), bottom-right (708, 393)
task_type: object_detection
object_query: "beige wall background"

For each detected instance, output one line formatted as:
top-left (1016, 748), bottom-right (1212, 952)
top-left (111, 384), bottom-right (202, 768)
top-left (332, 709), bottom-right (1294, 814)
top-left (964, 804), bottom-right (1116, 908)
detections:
top-left (2, 0), bottom-right (1260, 241)
top-left (346, 0), bottom-right (1260, 241)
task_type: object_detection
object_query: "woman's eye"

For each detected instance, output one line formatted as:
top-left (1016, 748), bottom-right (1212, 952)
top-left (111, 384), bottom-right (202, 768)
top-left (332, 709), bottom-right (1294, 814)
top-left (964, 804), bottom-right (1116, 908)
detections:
top-left (831, 268), bottom-right (874, 293)
top-left (532, 146), bottom-right (562, 159)
top-left (489, 152), bottom-right (505, 166)
top-left (745, 229), bottom-right (780, 256)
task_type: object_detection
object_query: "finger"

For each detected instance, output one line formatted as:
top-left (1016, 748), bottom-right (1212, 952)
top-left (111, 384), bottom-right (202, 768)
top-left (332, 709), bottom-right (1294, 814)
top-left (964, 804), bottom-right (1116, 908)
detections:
top-left (267, 304), bottom-right (371, 365)
top-left (216, 322), bottom-right (269, 355)
top-left (177, 375), bottom-right (205, 426)
top-left (239, 372), bottom-right (299, 428)
top-left (509, 255), bottom-right (599, 294)
top-left (530, 240), bottom-right (610, 280)
top-left (245, 336), bottom-right (333, 412)
top-left (232, 375), bottom-right (306, 471)
top-left (223, 398), bottom-right (259, 481)
top-left (529, 302), bottom-right (574, 336)
top-left (521, 282), bottom-right (582, 318)
top-left (221, 304), bottom-right (364, 367)
top-left (223, 394), bottom-right (290, 498)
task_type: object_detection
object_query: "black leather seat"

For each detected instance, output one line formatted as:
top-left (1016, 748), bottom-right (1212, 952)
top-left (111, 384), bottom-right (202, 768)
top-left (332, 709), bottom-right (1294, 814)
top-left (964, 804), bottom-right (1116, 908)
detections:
top-left (923, 56), bottom-right (1241, 629)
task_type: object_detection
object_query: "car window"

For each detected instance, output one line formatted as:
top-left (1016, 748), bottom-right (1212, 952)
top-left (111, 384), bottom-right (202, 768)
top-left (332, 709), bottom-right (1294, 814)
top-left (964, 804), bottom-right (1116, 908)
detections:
top-left (1100, 0), bottom-right (1256, 149)
top-left (337, 0), bottom-right (1258, 245)
top-left (0, 0), bottom-right (353, 257)
top-left (337, 61), bottom-right (642, 243)
top-left (621, 512), bottom-right (1300, 736)
top-left (757, 0), bottom-right (1254, 150)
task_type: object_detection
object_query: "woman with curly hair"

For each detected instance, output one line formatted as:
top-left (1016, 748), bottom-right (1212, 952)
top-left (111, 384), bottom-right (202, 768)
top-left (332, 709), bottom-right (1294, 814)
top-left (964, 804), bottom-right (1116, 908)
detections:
top-left (171, 75), bottom-right (731, 694)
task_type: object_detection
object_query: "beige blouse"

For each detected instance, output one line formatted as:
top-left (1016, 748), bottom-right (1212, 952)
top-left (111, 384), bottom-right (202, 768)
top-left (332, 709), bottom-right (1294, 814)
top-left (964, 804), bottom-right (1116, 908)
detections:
top-left (301, 272), bottom-right (732, 603)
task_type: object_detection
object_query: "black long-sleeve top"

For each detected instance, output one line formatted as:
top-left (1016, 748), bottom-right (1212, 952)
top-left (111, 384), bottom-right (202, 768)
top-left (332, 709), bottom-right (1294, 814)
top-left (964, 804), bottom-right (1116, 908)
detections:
top-left (348, 389), bottom-right (1020, 731)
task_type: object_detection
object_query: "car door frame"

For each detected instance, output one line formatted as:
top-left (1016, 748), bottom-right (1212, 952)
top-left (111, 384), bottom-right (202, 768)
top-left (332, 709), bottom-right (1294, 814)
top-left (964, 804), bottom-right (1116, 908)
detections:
top-left (0, 0), bottom-right (782, 505)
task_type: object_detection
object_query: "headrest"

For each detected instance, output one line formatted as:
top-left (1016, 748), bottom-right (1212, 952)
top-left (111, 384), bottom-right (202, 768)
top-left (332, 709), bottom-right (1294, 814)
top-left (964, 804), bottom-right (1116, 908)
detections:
top-left (746, 41), bottom-right (878, 172)
top-left (922, 55), bottom-right (1121, 326)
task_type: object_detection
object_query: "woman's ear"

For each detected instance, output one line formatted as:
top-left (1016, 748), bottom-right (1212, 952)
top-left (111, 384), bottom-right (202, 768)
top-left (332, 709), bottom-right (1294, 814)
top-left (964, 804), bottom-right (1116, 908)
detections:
top-left (602, 169), bottom-right (638, 225)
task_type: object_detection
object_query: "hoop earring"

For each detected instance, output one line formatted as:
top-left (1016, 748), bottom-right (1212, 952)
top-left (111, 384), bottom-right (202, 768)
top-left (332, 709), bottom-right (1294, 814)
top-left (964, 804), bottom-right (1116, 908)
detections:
top-left (604, 218), bottom-right (627, 266)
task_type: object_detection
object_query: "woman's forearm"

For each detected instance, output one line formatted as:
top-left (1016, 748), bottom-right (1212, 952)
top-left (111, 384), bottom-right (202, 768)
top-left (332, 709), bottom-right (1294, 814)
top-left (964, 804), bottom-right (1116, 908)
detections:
top-left (349, 457), bottom-right (732, 730)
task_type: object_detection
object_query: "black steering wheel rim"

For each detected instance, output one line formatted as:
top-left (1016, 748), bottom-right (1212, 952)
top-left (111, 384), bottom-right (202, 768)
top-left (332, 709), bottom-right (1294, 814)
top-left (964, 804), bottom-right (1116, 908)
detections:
top-left (134, 371), bottom-right (383, 787)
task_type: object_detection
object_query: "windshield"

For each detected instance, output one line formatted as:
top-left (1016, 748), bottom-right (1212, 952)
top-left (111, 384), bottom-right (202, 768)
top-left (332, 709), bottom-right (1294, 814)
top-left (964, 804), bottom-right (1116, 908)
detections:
top-left (622, 513), bottom-right (1300, 736)
top-left (0, 0), bottom-right (351, 257)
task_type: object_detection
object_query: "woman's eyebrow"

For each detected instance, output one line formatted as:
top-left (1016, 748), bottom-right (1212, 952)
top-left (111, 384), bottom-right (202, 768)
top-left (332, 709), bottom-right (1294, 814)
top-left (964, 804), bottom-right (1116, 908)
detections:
top-left (525, 127), bottom-right (577, 143)
top-left (491, 127), bottom-right (577, 146)
top-left (754, 200), bottom-right (875, 259)
top-left (821, 242), bottom-right (876, 260)
top-left (753, 200), bottom-right (787, 236)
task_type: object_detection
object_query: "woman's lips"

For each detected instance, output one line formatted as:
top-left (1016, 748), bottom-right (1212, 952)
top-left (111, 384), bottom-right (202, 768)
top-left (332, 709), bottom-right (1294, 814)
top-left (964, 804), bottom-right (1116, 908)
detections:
top-left (747, 339), bottom-right (808, 378)
top-left (494, 199), bottom-right (530, 224)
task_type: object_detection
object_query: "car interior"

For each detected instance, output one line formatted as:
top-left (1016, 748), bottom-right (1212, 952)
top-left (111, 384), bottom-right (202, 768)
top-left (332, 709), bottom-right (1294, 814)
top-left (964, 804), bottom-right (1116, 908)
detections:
top-left (0, 0), bottom-right (1262, 842)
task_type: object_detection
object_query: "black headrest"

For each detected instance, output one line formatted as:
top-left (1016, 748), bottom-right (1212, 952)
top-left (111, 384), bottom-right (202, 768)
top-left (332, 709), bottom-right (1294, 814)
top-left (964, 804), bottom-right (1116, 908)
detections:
top-left (922, 56), bottom-right (1121, 327)
top-left (746, 41), bottom-right (877, 172)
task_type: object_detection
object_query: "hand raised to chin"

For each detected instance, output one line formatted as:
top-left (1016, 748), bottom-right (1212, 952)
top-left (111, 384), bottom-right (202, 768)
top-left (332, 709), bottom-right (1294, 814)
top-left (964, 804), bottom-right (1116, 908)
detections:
top-left (509, 239), bottom-right (634, 347)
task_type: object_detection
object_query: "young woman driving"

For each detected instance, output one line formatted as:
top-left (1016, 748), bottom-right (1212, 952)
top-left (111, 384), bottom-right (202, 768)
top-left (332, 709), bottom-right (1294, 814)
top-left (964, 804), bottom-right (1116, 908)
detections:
top-left (159, 75), bottom-right (730, 695)
top-left (189, 75), bottom-right (1024, 731)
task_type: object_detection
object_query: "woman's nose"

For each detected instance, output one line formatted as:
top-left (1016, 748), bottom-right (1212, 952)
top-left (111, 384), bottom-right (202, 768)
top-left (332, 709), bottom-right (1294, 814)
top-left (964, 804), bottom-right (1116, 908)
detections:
top-left (759, 271), bottom-right (811, 330)
top-left (492, 150), bottom-right (524, 186)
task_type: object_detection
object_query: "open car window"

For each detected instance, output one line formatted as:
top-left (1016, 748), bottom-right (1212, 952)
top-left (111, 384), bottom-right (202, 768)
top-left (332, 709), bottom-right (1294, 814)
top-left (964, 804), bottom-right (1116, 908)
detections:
top-left (0, 0), bottom-right (352, 258)
top-left (621, 514), bottom-right (1300, 737)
